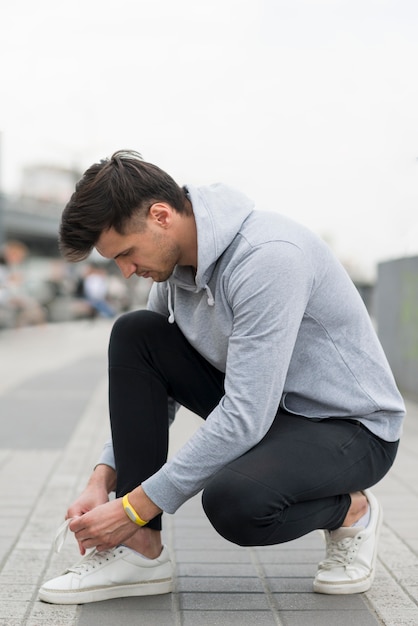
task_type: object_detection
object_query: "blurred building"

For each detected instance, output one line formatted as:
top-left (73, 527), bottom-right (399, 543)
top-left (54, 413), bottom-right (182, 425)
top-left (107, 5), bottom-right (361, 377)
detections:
top-left (0, 164), bottom-right (81, 255)
top-left (19, 164), bottom-right (80, 204)
top-left (376, 255), bottom-right (418, 399)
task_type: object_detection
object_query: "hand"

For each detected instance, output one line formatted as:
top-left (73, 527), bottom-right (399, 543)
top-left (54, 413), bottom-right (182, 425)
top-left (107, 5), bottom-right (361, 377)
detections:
top-left (66, 464), bottom-right (116, 554)
top-left (66, 484), bottom-right (109, 521)
top-left (69, 498), bottom-right (138, 553)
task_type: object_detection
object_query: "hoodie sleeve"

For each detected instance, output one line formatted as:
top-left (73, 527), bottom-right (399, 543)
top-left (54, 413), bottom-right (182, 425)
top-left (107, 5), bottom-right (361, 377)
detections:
top-left (142, 241), bottom-right (314, 513)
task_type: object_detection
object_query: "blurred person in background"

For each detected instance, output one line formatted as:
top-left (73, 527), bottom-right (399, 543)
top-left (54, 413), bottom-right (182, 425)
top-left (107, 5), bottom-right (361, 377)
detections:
top-left (0, 240), bottom-right (46, 328)
top-left (81, 263), bottom-right (116, 319)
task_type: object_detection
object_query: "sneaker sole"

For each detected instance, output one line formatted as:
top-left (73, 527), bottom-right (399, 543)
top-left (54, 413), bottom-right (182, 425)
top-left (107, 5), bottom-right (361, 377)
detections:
top-left (39, 576), bottom-right (173, 605)
top-left (313, 491), bottom-right (382, 595)
top-left (313, 573), bottom-right (374, 595)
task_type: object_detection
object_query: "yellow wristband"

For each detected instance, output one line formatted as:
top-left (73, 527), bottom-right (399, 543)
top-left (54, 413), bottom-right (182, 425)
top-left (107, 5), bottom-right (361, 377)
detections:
top-left (122, 493), bottom-right (148, 527)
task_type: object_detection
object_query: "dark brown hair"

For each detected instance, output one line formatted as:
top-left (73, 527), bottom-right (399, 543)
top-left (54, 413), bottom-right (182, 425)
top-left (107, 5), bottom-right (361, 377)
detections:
top-left (59, 150), bottom-right (188, 261)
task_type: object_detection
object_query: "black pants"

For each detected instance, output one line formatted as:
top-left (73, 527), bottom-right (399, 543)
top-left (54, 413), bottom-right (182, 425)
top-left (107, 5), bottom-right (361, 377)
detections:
top-left (108, 310), bottom-right (399, 545)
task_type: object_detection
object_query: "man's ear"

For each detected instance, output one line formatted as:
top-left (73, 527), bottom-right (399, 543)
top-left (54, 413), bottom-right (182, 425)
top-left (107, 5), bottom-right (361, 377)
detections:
top-left (148, 203), bottom-right (173, 228)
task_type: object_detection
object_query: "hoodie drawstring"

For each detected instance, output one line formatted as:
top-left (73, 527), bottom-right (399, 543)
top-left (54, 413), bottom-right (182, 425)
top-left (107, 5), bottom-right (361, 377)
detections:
top-left (205, 285), bottom-right (215, 307)
top-left (167, 282), bottom-right (175, 324)
top-left (166, 282), bottom-right (215, 324)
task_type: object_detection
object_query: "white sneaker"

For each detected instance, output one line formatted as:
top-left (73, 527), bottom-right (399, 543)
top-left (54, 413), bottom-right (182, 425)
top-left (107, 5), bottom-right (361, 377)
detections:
top-left (39, 545), bottom-right (173, 604)
top-left (313, 490), bottom-right (382, 594)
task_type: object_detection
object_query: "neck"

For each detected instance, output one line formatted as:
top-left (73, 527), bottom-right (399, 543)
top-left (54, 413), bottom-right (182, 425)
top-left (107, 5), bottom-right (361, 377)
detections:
top-left (177, 209), bottom-right (198, 270)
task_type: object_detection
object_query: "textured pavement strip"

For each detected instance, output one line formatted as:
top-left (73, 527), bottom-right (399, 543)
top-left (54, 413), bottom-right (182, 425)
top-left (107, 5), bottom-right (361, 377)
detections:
top-left (0, 323), bottom-right (416, 625)
top-left (0, 378), bottom-right (111, 626)
top-left (0, 321), bottom-right (112, 626)
top-left (364, 398), bottom-right (418, 626)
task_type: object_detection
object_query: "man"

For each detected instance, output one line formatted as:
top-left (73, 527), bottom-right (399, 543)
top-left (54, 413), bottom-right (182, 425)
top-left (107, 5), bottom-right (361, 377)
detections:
top-left (39, 150), bottom-right (405, 604)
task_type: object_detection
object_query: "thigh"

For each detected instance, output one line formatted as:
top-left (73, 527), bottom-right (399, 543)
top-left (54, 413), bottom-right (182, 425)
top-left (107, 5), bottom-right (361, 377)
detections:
top-left (202, 413), bottom-right (398, 544)
top-left (224, 412), bottom-right (398, 504)
top-left (109, 309), bottom-right (225, 419)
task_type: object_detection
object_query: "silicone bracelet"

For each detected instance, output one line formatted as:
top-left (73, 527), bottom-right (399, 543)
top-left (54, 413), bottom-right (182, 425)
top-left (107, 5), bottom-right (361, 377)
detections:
top-left (122, 493), bottom-right (148, 526)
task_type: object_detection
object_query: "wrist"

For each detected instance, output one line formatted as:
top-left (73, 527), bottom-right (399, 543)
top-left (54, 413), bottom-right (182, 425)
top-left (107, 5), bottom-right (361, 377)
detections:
top-left (128, 486), bottom-right (162, 523)
top-left (88, 464), bottom-right (117, 493)
top-left (122, 494), bottom-right (148, 526)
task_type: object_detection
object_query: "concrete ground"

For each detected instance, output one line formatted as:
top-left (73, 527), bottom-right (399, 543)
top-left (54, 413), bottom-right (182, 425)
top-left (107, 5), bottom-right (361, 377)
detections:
top-left (0, 319), bottom-right (417, 626)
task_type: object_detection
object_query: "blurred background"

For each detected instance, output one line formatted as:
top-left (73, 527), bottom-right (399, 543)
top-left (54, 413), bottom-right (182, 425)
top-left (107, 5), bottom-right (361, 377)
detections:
top-left (0, 0), bottom-right (417, 393)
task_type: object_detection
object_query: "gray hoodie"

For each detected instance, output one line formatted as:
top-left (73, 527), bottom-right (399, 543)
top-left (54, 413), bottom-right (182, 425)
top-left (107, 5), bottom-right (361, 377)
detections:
top-left (99, 183), bottom-right (405, 514)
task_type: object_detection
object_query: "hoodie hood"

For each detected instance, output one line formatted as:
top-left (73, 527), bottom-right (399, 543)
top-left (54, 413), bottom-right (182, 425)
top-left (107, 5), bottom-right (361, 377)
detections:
top-left (170, 183), bottom-right (254, 293)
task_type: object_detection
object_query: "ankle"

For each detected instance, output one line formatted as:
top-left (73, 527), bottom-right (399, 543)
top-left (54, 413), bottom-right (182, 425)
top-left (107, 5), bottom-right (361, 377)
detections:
top-left (124, 527), bottom-right (162, 559)
top-left (342, 492), bottom-right (368, 527)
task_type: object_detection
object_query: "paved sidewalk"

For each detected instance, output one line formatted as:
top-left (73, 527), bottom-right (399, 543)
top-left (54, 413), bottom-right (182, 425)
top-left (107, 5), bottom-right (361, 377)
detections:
top-left (0, 320), bottom-right (417, 625)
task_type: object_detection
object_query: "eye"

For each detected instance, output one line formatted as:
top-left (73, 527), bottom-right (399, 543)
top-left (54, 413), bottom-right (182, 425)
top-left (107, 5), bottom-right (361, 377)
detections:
top-left (118, 249), bottom-right (132, 258)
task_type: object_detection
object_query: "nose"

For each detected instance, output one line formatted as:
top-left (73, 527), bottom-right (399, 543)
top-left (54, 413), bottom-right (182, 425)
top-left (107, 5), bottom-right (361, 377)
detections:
top-left (115, 258), bottom-right (136, 279)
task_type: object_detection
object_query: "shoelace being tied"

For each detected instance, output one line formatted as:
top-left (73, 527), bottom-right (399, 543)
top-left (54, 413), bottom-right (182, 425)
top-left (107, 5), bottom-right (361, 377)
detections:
top-left (54, 518), bottom-right (73, 553)
top-left (67, 548), bottom-right (125, 574)
top-left (320, 533), bottom-right (363, 570)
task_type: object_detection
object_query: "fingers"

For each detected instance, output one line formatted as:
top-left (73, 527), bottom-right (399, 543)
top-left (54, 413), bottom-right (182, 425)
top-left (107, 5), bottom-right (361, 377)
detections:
top-left (69, 516), bottom-right (84, 533)
top-left (66, 499), bottom-right (134, 553)
top-left (68, 516), bottom-right (91, 553)
top-left (69, 516), bottom-right (110, 551)
top-left (75, 532), bottom-right (115, 553)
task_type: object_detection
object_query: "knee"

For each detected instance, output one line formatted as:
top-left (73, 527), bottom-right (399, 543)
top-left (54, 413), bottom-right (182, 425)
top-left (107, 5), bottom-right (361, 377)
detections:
top-left (109, 310), bottom-right (166, 356)
top-left (111, 310), bottom-right (162, 341)
top-left (202, 473), bottom-right (248, 545)
top-left (202, 468), bottom-right (283, 547)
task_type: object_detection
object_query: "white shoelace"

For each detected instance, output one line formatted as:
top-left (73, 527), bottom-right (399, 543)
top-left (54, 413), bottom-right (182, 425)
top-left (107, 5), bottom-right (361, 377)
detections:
top-left (67, 548), bottom-right (125, 574)
top-left (54, 518), bottom-right (74, 553)
top-left (53, 518), bottom-right (126, 574)
top-left (320, 534), bottom-right (362, 570)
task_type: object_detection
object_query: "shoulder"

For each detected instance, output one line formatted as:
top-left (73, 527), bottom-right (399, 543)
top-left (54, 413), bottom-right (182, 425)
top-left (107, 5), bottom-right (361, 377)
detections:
top-left (239, 211), bottom-right (317, 246)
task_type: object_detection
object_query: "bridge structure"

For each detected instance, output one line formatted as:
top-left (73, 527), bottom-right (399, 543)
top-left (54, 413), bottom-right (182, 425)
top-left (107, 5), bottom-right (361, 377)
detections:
top-left (0, 193), bottom-right (61, 256)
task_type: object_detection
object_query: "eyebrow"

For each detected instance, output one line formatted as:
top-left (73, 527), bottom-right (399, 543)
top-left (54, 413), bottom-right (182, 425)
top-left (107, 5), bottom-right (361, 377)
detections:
top-left (113, 247), bottom-right (133, 260)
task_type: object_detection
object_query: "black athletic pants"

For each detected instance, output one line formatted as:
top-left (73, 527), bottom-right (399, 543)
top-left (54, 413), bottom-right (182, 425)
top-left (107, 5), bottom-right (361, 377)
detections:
top-left (108, 310), bottom-right (399, 545)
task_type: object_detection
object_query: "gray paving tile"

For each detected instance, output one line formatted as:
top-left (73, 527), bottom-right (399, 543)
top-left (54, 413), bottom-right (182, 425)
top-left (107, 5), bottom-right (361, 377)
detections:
top-left (173, 534), bottom-right (232, 549)
top-left (177, 562), bottom-right (259, 577)
top-left (27, 602), bottom-right (79, 626)
top-left (0, 583), bottom-right (36, 601)
top-left (273, 592), bottom-right (373, 610)
top-left (78, 595), bottom-right (176, 626)
top-left (174, 548), bottom-right (254, 563)
top-left (78, 608), bottom-right (175, 626)
top-left (0, 356), bottom-right (105, 448)
top-left (179, 592), bottom-right (271, 611)
top-left (182, 611), bottom-right (277, 625)
top-left (369, 612), bottom-right (418, 626)
top-left (263, 562), bottom-right (319, 577)
top-left (0, 600), bottom-right (29, 620)
top-left (176, 575), bottom-right (264, 593)
top-left (279, 610), bottom-right (380, 626)
top-left (258, 549), bottom-right (324, 565)
top-left (266, 578), bottom-right (315, 593)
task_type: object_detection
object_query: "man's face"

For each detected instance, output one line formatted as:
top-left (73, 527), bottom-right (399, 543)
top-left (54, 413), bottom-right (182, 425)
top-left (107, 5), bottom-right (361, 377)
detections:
top-left (95, 220), bottom-right (182, 283)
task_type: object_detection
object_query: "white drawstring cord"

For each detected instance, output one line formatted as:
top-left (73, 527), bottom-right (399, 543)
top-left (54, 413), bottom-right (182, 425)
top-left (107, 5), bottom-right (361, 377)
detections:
top-left (167, 282), bottom-right (214, 324)
top-left (205, 285), bottom-right (215, 306)
top-left (167, 283), bottom-right (175, 323)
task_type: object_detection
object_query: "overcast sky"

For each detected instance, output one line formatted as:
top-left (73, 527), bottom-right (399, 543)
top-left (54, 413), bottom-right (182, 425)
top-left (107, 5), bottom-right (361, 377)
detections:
top-left (1, 0), bottom-right (417, 278)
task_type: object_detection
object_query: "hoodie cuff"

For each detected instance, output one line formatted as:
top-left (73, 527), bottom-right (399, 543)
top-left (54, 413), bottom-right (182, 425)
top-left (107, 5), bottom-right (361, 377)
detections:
top-left (96, 440), bottom-right (116, 471)
top-left (142, 468), bottom-right (191, 514)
